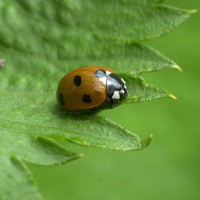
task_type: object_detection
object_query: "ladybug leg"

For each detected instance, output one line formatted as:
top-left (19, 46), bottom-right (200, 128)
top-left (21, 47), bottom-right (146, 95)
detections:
top-left (116, 99), bottom-right (120, 103)
top-left (104, 96), bottom-right (114, 108)
top-left (103, 96), bottom-right (109, 104)
top-left (92, 107), bottom-right (96, 112)
top-left (0, 59), bottom-right (5, 67)
top-left (111, 99), bottom-right (114, 108)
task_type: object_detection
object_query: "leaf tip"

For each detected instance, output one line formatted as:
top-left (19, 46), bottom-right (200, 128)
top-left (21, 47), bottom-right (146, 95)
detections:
top-left (70, 138), bottom-right (87, 146)
top-left (189, 9), bottom-right (198, 14)
top-left (174, 65), bottom-right (183, 72)
top-left (167, 94), bottom-right (177, 100)
top-left (141, 134), bottom-right (153, 148)
top-left (78, 153), bottom-right (84, 158)
top-left (129, 96), bottom-right (138, 100)
top-left (72, 153), bottom-right (84, 160)
top-left (147, 133), bottom-right (153, 145)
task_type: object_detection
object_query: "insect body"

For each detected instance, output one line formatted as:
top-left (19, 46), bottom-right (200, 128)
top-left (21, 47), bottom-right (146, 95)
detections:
top-left (56, 66), bottom-right (128, 111)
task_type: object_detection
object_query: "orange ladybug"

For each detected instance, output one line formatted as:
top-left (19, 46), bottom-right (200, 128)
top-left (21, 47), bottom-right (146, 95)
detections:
top-left (56, 66), bottom-right (128, 111)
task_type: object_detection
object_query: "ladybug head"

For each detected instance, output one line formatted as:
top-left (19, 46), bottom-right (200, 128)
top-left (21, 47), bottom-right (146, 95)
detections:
top-left (106, 73), bottom-right (128, 101)
top-left (95, 69), bottom-right (128, 108)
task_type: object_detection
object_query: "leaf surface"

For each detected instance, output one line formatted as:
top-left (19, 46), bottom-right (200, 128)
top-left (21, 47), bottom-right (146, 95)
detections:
top-left (0, 0), bottom-right (193, 199)
top-left (0, 154), bottom-right (42, 200)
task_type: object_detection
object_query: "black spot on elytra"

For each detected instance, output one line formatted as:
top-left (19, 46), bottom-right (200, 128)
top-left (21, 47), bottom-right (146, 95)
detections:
top-left (74, 75), bottom-right (81, 86)
top-left (82, 94), bottom-right (92, 104)
top-left (59, 93), bottom-right (65, 106)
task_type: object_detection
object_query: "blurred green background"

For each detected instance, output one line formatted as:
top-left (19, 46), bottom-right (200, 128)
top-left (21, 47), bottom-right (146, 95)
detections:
top-left (29, 1), bottom-right (200, 199)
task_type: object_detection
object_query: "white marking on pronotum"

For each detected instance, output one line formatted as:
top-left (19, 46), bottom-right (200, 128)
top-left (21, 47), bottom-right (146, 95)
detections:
top-left (121, 78), bottom-right (126, 84)
top-left (124, 85), bottom-right (127, 89)
top-left (106, 71), bottom-right (111, 75)
top-left (112, 91), bottom-right (120, 99)
top-left (99, 77), bottom-right (107, 85)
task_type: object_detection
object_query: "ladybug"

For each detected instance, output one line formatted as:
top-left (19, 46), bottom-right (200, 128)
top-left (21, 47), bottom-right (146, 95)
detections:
top-left (56, 66), bottom-right (128, 111)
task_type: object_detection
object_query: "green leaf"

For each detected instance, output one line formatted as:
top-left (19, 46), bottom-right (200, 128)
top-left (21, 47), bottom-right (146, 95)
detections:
top-left (0, 154), bottom-right (42, 200)
top-left (0, 0), bottom-right (192, 59)
top-left (0, 0), bottom-right (194, 199)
